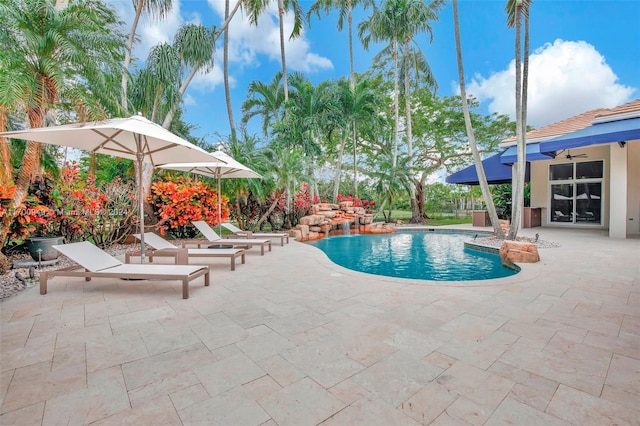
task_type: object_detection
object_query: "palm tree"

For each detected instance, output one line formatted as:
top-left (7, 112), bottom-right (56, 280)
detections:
top-left (309, 0), bottom-right (374, 90)
top-left (248, 0), bottom-right (305, 103)
top-left (0, 0), bottom-right (125, 272)
top-left (452, 0), bottom-right (504, 237)
top-left (506, 0), bottom-right (532, 239)
top-left (162, 23), bottom-right (217, 129)
top-left (285, 74), bottom-right (339, 198)
top-left (309, 0), bottom-right (376, 199)
top-left (266, 144), bottom-right (310, 228)
top-left (223, 0), bottom-right (237, 142)
top-left (361, 0), bottom-right (443, 222)
top-left (241, 72), bottom-right (286, 137)
top-left (130, 43), bottom-right (181, 122)
top-left (221, 132), bottom-right (273, 227)
top-left (358, 2), bottom-right (402, 169)
top-left (121, 0), bottom-right (174, 113)
top-left (120, 0), bottom-right (173, 112)
top-left (331, 77), bottom-right (382, 200)
top-left (368, 150), bottom-right (412, 222)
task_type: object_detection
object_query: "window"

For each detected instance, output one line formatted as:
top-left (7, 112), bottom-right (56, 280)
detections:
top-left (549, 161), bottom-right (603, 224)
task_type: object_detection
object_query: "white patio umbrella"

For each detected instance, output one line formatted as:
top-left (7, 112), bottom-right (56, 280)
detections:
top-left (1, 115), bottom-right (226, 261)
top-left (159, 150), bottom-right (262, 232)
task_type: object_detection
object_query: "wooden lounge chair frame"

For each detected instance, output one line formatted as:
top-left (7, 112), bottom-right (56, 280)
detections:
top-left (221, 222), bottom-right (289, 246)
top-left (127, 233), bottom-right (246, 271)
top-left (39, 241), bottom-right (210, 299)
top-left (184, 221), bottom-right (272, 255)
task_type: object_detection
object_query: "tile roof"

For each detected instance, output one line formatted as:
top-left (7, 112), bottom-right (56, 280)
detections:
top-left (501, 98), bottom-right (640, 145)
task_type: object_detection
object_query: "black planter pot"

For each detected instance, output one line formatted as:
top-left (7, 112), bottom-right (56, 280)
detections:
top-left (26, 236), bottom-right (65, 261)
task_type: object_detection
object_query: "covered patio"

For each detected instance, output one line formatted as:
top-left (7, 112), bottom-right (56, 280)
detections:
top-left (447, 99), bottom-right (640, 238)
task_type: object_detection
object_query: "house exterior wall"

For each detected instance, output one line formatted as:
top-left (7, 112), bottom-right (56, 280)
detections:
top-left (626, 140), bottom-right (640, 235)
top-left (529, 140), bottom-right (639, 237)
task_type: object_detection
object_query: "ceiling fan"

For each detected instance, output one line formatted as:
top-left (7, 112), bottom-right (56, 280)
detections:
top-left (560, 149), bottom-right (588, 160)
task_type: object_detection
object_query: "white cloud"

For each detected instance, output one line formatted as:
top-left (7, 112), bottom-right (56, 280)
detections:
top-left (110, 0), bottom-right (332, 97)
top-left (182, 93), bottom-right (197, 106)
top-left (207, 0), bottom-right (333, 75)
top-left (462, 39), bottom-right (636, 127)
top-left (108, 0), bottom-right (185, 65)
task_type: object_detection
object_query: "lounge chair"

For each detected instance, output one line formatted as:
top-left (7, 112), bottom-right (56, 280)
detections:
top-left (185, 221), bottom-right (272, 255)
top-left (554, 210), bottom-right (572, 222)
top-left (221, 222), bottom-right (289, 246)
top-left (128, 232), bottom-right (246, 271)
top-left (39, 241), bottom-right (209, 299)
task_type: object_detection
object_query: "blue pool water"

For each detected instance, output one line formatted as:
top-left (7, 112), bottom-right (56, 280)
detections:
top-left (306, 231), bottom-right (517, 281)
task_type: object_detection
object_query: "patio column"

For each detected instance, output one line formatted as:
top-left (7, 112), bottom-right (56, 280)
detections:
top-left (609, 143), bottom-right (627, 238)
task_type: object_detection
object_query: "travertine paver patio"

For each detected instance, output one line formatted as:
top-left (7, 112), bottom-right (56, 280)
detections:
top-left (0, 226), bottom-right (638, 425)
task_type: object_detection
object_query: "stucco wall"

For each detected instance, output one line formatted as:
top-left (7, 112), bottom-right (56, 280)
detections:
top-left (626, 140), bottom-right (640, 235)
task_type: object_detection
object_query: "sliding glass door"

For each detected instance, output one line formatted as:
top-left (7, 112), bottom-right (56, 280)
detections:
top-left (549, 161), bottom-right (603, 224)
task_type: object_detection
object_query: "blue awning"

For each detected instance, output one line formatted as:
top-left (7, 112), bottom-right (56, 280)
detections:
top-left (446, 152), bottom-right (530, 185)
top-left (500, 143), bottom-right (556, 164)
top-left (539, 117), bottom-right (640, 151)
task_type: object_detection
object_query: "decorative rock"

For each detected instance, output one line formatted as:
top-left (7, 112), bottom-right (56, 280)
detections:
top-left (317, 210), bottom-right (336, 218)
top-left (296, 202), bottom-right (397, 240)
top-left (297, 224), bottom-right (310, 239)
top-left (360, 215), bottom-right (374, 225)
top-left (499, 240), bottom-right (540, 268)
top-left (299, 214), bottom-right (326, 226)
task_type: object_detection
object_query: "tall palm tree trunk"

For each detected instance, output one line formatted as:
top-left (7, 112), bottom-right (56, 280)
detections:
top-left (121, 0), bottom-right (145, 112)
top-left (452, 0), bottom-right (504, 238)
top-left (509, 0), bottom-right (525, 239)
top-left (403, 39), bottom-right (419, 223)
top-left (348, 3), bottom-right (359, 198)
top-left (392, 38), bottom-right (400, 168)
top-left (223, 0), bottom-right (237, 141)
top-left (278, 0), bottom-right (289, 103)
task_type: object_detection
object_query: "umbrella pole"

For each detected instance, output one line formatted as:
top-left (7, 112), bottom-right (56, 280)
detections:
top-left (137, 151), bottom-right (146, 263)
top-left (218, 175), bottom-right (222, 234)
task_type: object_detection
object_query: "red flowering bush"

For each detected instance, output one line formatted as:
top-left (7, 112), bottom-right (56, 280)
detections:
top-left (7, 164), bottom-right (136, 247)
top-left (150, 176), bottom-right (229, 238)
top-left (293, 182), bottom-right (312, 223)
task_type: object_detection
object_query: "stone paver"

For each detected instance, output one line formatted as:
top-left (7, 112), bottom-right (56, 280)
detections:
top-left (1, 226), bottom-right (639, 424)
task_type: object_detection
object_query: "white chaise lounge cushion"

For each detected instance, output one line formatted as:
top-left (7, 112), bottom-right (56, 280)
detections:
top-left (53, 241), bottom-right (122, 272)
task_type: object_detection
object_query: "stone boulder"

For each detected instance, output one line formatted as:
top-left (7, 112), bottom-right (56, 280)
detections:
top-left (499, 240), bottom-right (540, 268)
top-left (299, 214), bottom-right (327, 226)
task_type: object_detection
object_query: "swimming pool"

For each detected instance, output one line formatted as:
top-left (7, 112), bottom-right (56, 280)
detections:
top-left (306, 230), bottom-right (517, 281)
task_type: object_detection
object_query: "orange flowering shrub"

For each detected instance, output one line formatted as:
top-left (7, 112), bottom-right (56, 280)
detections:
top-left (7, 164), bottom-right (136, 247)
top-left (150, 176), bottom-right (229, 238)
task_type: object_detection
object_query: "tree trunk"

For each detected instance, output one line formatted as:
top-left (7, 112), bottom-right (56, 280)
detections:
top-left (348, 3), bottom-right (358, 198)
top-left (404, 40), bottom-right (420, 223)
top-left (223, 0), bottom-right (237, 142)
top-left (414, 180), bottom-right (429, 221)
top-left (0, 109), bottom-right (12, 185)
top-left (452, 0), bottom-right (504, 238)
top-left (256, 189), bottom-right (285, 229)
top-left (333, 135), bottom-right (346, 201)
top-left (509, 1), bottom-right (525, 240)
top-left (0, 141), bottom-right (40, 273)
top-left (121, 0), bottom-right (144, 112)
top-left (278, 0), bottom-right (289, 103)
top-left (392, 38), bottom-right (399, 168)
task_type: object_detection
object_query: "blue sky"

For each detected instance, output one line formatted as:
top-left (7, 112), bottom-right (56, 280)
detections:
top-left (110, 0), bottom-right (640, 143)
